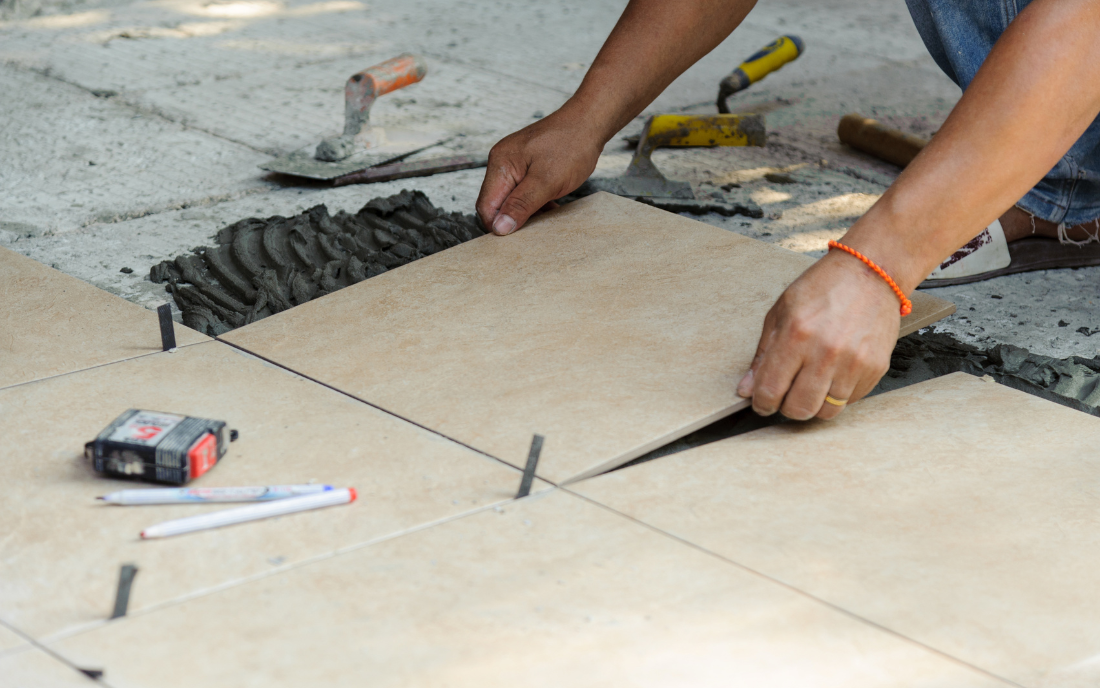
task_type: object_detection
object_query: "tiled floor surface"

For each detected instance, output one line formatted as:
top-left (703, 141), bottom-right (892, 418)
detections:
top-left (0, 340), bottom-right (546, 640)
top-left (4, 189), bottom-right (1066, 687)
top-left (222, 193), bottom-right (954, 484)
top-left (0, 622), bottom-right (29, 656)
top-left (51, 490), bottom-right (1009, 688)
top-left (2, 1), bottom-right (1098, 684)
top-left (0, 645), bottom-right (97, 687)
top-left (0, 203), bottom-right (1083, 688)
top-left (0, 246), bottom-right (208, 390)
top-left (574, 373), bottom-right (1100, 688)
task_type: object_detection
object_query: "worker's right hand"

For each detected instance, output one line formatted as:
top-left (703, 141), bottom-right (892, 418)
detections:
top-left (476, 111), bottom-right (605, 235)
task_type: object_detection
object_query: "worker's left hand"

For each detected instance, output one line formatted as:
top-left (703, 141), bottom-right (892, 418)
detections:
top-left (737, 250), bottom-right (900, 420)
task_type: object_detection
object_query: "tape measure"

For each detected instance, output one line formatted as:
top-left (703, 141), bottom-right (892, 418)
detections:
top-left (717, 35), bottom-right (805, 113)
top-left (85, 410), bottom-right (237, 485)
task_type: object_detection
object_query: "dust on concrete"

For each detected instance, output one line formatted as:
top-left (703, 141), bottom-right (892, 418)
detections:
top-left (150, 190), bottom-right (485, 336)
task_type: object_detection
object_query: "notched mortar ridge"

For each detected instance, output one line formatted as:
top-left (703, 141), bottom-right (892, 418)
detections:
top-left (151, 189), bottom-right (486, 336)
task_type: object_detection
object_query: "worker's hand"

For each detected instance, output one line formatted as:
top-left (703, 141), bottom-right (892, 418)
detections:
top-left (737, 251), bottom-right (900, 420)
top-left (476, 111), bottom-right (605, 236)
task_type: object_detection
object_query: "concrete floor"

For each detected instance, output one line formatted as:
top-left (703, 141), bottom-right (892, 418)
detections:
top-left (3, 0), bottom-right (1098, 358)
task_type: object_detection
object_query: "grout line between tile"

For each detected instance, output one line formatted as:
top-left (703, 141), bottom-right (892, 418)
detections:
top-left (0, 616), bottom-right (120, 687)
top-left (562, 487), bottom-right (1026, 688)
top-left (38, 490), bottom-right (559, 648)
top-left (0, 340), bottom-right (209, 394)
top-left (215, 337), bottom-right (561, 485)
top-left (562, 400), bottom-right (749, 484)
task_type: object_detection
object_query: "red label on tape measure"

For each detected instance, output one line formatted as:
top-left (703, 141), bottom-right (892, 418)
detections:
top-left (188, 432), bottom-right (218, 478)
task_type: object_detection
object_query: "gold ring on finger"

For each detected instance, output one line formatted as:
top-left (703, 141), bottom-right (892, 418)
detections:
top-left (824, 394), bottom-right (848, 407)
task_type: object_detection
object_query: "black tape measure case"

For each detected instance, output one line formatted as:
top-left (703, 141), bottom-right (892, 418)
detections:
top-left (85, 409), bottom-right (236, 485)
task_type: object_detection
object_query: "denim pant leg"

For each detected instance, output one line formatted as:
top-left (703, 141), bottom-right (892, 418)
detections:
top-left (905, 0), bottom-right (1100, 226)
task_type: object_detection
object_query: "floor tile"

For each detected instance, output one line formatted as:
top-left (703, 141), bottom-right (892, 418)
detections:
top-left (0, 341), bottom-right (543, 640)
top-left (0, 246), bottom-right (209, 390)
top-left (222, 193), bottom-right (954, 484)
top-left (0, 646), bottom-right (98, 687)
top-left (0, 622), bottom-right (27, 655)
top-left (51, 490), bottom-right (1005, 688)
top-left (572, 373), bottom-right (1100, 688)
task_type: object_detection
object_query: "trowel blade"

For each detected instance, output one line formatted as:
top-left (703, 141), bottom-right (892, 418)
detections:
top-left (260, 132), bottom-right (451, 181)
top-left (576, 175), bottom-right (695, 200)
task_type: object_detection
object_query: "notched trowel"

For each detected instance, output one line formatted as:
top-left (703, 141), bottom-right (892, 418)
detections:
top-left (261, 53), bottom-right (454, 182)
top-left (570, 114), bottom-right (766, 217)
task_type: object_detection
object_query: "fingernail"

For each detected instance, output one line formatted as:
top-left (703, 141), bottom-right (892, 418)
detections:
top-left (493, 214), bottom-right (517, 236)
top-left (736, 369), bottom-right (753, 397)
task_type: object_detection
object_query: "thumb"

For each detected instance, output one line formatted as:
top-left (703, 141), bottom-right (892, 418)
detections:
top-left (476, 153), bottom-right (523, 231)
top-left (491, 171), bottom-right (561, 236)
top-left (737, 312), bottom-right (776, 397)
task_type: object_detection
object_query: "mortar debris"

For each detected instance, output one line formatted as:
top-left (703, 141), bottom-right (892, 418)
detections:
top-left (150, 190), bottom-right (485, 336)
top-left (885, 330), bottom-right (1100, 415)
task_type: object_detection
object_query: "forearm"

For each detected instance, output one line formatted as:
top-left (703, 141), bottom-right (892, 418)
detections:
top-left (842, 0), bottom-right (1100, 292)
top-left (559, 0), bottom-right (758, 143)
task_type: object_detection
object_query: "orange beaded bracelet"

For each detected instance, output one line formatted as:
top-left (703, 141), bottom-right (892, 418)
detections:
top-left (827, 240), bottom-right (913, 317)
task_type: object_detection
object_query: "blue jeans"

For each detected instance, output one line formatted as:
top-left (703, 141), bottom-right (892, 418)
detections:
top-left (906, 0), bottom-right (1100, 225)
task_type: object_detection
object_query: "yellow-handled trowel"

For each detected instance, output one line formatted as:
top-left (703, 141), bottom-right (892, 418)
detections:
top-left (572, 113), bottom-right (766, 216)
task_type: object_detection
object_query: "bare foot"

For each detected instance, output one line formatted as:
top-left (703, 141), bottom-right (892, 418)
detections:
top-left (999, 206), bottom-right (1100, 243)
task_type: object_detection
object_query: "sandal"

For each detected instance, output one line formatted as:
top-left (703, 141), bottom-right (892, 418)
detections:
top-left (920, 219), bottom-right (1100, 288)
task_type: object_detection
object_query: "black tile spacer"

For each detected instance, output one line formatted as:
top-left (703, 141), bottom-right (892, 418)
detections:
top-left (515, 434), bottom-right (544, 499)
top-left (157, 303), bottom-right (176, 351)
top-left (110, 564), bottom-right (139, 619)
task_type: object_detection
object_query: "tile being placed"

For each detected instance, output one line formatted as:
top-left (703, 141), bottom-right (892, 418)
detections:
top-left (0, 646), bottom-right (98, 687)
top-left (572, 373), bottom-right (1100, 688)
top-left (0, 246), bottom-right (208, 390)
top-left (50, 490), bottom-right (1007, 688)
top-left (0, 341), bottom-right (544, 641)
top-left (222, 193), bottom-right (954, 484)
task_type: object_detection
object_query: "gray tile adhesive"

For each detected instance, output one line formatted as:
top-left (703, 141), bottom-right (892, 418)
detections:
top-left (151, 190), bottom-right (486, 335)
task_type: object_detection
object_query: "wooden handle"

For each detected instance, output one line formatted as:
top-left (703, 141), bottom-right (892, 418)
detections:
top-left (837, 113), bottom-right (928, 168)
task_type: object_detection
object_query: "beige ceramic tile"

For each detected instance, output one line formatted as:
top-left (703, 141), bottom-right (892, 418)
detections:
top-left (0, 247), bottom-right (209, 390)
top-left (51, 490), bottom-right (1006, 688)
top-left (0, 646), bottom-right (98, 687)
top-left (0, 622), bottom-right (27, 656)
top-left (573, 373), bottom-right (1100, 688)
top-left (0, 341), bottom-right (545, 641)
top-left (222, 193), bottom-right (953, 484)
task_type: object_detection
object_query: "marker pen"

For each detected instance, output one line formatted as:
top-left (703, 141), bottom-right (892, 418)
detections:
top-left (99, 485), bottom-right (332, 505)
top-left (140, 488), bottom-right (356, 539)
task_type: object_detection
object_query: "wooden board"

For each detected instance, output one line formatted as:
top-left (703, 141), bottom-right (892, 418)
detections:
top-left (222, 193), bottom-right (954, 484)
top-left (0, 246), bottom-right (208, 390)
top-left (49, 490), bottom-right (1006, 688)
top-left (573, 373), bottom-right (1100, 688)
top-left (0, 341), bottom-right (543, 640)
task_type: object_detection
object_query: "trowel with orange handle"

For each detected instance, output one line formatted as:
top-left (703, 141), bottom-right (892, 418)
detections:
top-left (261, 53), bottom-right (484, 183)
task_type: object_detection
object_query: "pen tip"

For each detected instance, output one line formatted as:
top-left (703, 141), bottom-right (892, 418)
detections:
top-left (96, 496), bottom-right (105, 500)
